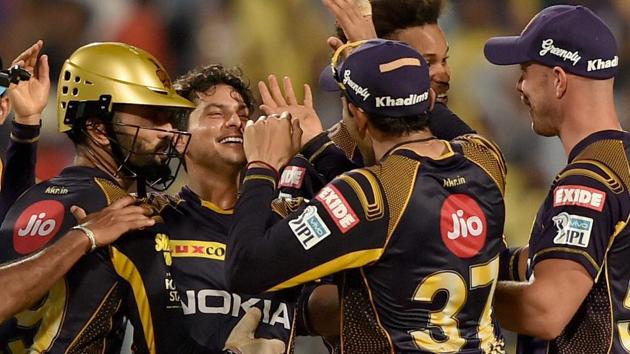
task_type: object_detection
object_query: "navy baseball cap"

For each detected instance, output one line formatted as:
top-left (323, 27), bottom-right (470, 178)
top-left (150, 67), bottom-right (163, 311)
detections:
top-left (319, 39), bottom-right (431, 117)
top-left (484, 5), bottom-right (618, 79)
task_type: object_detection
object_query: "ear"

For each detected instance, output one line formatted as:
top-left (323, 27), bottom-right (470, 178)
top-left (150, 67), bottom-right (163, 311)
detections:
top-left (84, 118), bottom-right (111, 147)
top-left (428, 88), bottom-right (436, 111)
top-left (348, 103), bottom-right (369, 138)
top-left (553, 67), bottom-right (568, 99)
top-left (0, 96), bottom-right (11, 125)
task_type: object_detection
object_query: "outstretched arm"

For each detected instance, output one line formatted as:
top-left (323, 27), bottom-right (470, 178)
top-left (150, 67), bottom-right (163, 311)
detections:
top-left (0, 196), bottom-right (154, 322)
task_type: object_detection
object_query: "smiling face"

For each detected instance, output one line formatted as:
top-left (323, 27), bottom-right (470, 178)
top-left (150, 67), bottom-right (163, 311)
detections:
top-left (517, 63), bottom-right (560, 136)
top-left (394, 24), bottom-right (451, 105)
top-left (186, 84), bottom-right (250, 171)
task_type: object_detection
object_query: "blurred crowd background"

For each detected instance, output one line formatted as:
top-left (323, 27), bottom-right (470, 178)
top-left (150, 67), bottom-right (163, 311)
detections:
top-left (0, 1), bottom-right (628, 352)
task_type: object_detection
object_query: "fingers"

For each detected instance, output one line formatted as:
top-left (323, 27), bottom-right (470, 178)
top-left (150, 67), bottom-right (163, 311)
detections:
top-left (303, 84), bottom-right (313, 108)
top-left (108, 195), bottom-right (137, 210)
top-left (12, 40), bottom-right (43, 70)
top-left (282, 76), bottom-right (297, 106)
top-left (36, 55), bottom-right (49, 83)
top-left (257, 80), bottom-right (276, 109)
top-left (326, 36), bottom-right (345, 52)
top-left (267, 75), bottom-right (288, 107)
top-left (235, 307), bottom-right (262, 337)
top-left (290, 116), bottom-right (303, 149)
top-left (70, 205), bottom-right (87, 222)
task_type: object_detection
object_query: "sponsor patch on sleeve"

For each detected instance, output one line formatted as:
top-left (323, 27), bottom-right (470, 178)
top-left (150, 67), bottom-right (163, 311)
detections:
top-left (315, 185), bottom-right (359, 233)
top-left (551, 212), bottom-right (593, 248)
top-left (553, 185), bottom-right (606, 211)
top-left (279, 166), bottom-right (306, 189)
top-left (289, 206), bottom-right (331, 250)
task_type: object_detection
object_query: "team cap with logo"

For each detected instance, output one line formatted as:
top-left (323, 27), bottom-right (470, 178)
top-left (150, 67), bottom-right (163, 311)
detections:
top-left (484, 5), bottom-right (618, 79)
top-left (319, 39), bottom-right (431, 117)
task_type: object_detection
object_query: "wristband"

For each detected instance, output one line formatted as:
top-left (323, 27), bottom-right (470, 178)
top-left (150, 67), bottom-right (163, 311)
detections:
top-left (72, 225), bottom-right (97, 253)
top-left (246, 160), bottom-right (280, 180)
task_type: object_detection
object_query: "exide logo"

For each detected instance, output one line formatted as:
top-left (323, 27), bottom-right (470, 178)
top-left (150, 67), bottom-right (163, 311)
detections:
top-left (440, 194), bottom-right (487, 258)
top-left (13, 200), bottom-right (65, 254)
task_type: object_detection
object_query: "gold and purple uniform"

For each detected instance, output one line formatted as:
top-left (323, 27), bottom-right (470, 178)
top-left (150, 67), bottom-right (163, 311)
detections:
top-left (518, 130), bottom-right (630, 354)
top-left (0, 166), bottom-right (185, 354)
top-left (227, 134), bottom-right (507, 354)
top-left (159, 187), bottom-right (298, 353)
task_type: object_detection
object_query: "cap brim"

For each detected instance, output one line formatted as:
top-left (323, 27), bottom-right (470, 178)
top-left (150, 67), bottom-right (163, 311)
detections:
top-left (484, 36), bottom-right (530, 65)
top-left (318, 65), bottom-right (342, 92)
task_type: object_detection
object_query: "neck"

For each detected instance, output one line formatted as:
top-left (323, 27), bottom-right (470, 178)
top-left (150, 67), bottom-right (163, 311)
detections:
top-left (557, 81), bottom-right (620, 157)
top-left (373, 129), bottom-right (440, 161)
top-left (185, 162), bottom-right (240, 210)
top-left (74, 144), bottom-right (134, 190)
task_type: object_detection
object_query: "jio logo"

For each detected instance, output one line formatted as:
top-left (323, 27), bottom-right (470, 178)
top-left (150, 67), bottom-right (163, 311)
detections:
top-left (13, 200), bottom-right (65, 254)
top-left (440, 194), bottom-right (487, 258)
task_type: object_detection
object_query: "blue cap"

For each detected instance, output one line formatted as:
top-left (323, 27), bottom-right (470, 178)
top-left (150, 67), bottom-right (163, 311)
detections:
top-left (320, 39), bottom-right (431, 117)
top-left (484, 5), bottom-right (618, 79)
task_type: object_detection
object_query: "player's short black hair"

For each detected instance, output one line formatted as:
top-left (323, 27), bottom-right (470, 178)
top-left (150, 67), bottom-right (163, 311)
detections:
top-left (365, 111), bottom-right (430, 135)
top-left (173, 64), bottom-right (256, 130)
top-left (336, 0), bottom-right (445, 42)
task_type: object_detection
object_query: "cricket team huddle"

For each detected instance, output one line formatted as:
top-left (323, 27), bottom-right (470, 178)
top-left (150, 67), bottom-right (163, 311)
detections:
top-left (0, 0), bottom-right (628, 354)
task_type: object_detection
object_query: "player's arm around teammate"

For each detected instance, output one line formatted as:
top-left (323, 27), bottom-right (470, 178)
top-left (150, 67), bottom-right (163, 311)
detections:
top-left (0, 196), bottom-right (154, 323)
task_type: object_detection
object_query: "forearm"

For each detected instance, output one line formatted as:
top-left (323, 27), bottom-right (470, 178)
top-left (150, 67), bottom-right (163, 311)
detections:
top-left (0, 230), bottom-right (89, 322)
top-left (0, 120), bottom-right (40, 218)
top-left (494, 281), bottom-right (552, 337)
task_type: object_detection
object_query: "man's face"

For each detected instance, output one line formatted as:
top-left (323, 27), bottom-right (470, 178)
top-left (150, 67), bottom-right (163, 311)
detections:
top-left (113, 104), bottom-right (181, 171)
top-left (186, 84), bottom-right (249, 171)
top-left (395, 24), bottom-right (451, 105)
top-left (517, 63), bottom-right (559, 137)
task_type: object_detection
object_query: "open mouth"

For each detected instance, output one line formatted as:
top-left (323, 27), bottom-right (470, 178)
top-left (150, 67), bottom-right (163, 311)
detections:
top-left (219, 136), bottom-right (244, 144)
top-left (436, 93), bottom-right (448, 105)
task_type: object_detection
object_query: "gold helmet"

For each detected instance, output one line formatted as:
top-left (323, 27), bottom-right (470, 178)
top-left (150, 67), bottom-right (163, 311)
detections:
top-left (57, 42), bottom-right (195, 132)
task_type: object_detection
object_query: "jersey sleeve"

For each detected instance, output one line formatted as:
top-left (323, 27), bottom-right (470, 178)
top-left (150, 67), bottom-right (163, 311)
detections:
top-left (226, 166), bottom-right (389, 294)
top-left (0, 121), bottom-right (40, 220)
top-left (529, 169), bottom-right (625, 279)
top-left (278, 133), bottom-right (359, 200)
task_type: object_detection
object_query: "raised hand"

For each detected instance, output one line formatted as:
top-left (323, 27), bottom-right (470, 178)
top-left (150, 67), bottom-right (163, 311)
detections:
top-left (8, 40), bottom-right (50, 125)
top-left (243, 112), bottom-right (302, 173)
top-left (224, 308), bottom-right (286, 354)
top-left (323, 0), bottom-right (377, 51)
top-left (258, 74), bottom-right (323, 147)
top-left (71, 196), bottom-right (155, 250)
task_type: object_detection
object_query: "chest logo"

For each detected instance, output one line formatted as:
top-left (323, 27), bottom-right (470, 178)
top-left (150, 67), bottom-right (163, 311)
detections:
top-left (13, 200), bottom-right (65, 255)
top-left (440, 194), bottom-right (487, 258)
top-left (552, 212), bottom-right (593, 248)
top-left (155, 233), bottom-right (172, 266)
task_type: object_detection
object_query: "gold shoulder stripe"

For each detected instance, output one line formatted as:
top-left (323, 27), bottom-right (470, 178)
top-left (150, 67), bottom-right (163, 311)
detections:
top-left (94, 178), bottom-right (129, 205)
top-left (267, 248), bottom-right (383, 292)
top-left (366, 155), bottom-right (420, 247)
top-left (338, 170), bottom-right (384, 221)
top-left (454, 135), bottom-right (506, 195)
top-left (111, 247), bottom-right (156, 354)
top-left (555, 166), bottom-right (623, 195)
top-left (271, 197), bottom-right (307, 218)
top-left (572, 139), bottom-right (630, 191)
